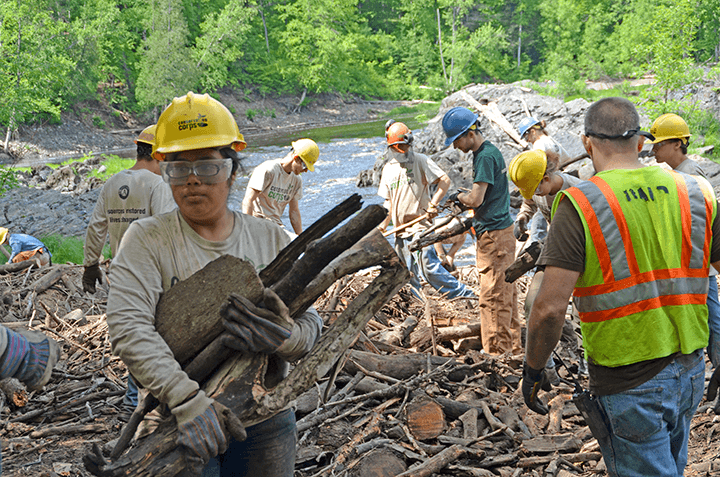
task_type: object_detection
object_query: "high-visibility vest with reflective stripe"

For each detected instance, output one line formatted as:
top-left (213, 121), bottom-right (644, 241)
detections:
top-left (552, 166), bottom-right (717, 367)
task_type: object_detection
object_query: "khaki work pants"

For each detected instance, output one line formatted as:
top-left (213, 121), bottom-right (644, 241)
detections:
top-left (476, 225), bottom-right (521, 355)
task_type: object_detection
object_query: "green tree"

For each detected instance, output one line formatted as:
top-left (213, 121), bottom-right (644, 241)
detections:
top-left (135, 0), bottom-right (199, 109)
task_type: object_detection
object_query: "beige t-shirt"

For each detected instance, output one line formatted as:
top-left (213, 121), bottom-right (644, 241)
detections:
top-left (377, 151), bottom-right (445, 233)
top-left (245, 159), bottom-right (303, 227)
top-left (518, 172), bottom-right (583, 223)
top-left (83, 169), bottom-right (175, 266)
top-left (107, 209), bottom-right (322, 419)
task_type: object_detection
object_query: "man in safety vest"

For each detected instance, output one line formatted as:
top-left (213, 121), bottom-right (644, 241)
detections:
top-left (242, 138), bottom-right (318, 236)
top-left (522, 97), bottom-right (720, 476)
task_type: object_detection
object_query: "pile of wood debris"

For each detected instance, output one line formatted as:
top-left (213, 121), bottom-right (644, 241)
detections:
top-left (1, 261), bottom-right (720, 476)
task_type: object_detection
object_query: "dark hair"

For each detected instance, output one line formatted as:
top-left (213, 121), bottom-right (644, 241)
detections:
top-left (584, 97), bottom-right (640, 145)
top-left (218, 147), bottom-right (243, 176)
top-left (137, 142), bottom-right (153, 161)
top-left (677, 139), bottom-right (688, 155)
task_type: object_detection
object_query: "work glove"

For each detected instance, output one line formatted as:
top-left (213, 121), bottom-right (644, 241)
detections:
top-left (514, 216), bottom-right (529, 241)
top-left (221, 289), bottom-right (293, 355)
top-left (707, 367), bottom-right (720, 413)
top-left (0, 328), bottom-right (61, 391)
top-left (446, 190), bottom-right (469, 211)
top-left (426, 202), bottom-right (439, 219)
top-left (522, 361), bottom-right (552, 415)
top-left (82, 264), bottom-right (103, 294)
top-left (173, 391), bottom-right (247, 470)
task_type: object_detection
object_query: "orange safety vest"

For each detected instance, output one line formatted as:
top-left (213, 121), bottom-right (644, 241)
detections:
top-left (554, 167), bottom-right (716, 366)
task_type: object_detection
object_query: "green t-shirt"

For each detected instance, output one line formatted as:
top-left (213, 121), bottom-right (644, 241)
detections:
top-left (471, 141), bottom-right (513, 234)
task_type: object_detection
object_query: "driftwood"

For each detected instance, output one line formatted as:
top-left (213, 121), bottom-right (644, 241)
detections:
top-left (408, 216), bottom-right (473, 253)
top-left (0, 378), bottom-right (27, 408)
top-left (459, 91), bottom-right (528, 148)
top-left (342, 349), bottom-right (456, 381)
top-left (0, 260), bottom-right (37, 275)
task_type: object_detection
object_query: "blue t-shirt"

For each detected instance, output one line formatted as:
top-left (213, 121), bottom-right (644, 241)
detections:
top-left (471, 141), bottom-right (513, 234)
top-left (8, 234), bottom-right (51, 262)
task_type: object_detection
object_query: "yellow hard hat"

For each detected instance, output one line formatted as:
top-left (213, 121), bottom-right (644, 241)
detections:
top-left (0, 227), bottom-right (7, 245)
top-left (508, 150), bottom-right (547, 200)
top-left (292, 138), bottom-right (319, 172)
top-left (153, 92), bottom-right (247, 160)
top-left (134, 124), bottom-right (157, 146)
top-left (646, 113), bottom-right (691, 145)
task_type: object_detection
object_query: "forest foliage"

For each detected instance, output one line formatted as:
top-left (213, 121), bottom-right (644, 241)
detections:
top-left (0, 0), bottom-right (719, 129)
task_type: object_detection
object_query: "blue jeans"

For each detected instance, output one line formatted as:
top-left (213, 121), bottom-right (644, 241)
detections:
top-left (528, 212), bottom-right (548, 245)
top-left (202, 408), bottom-right (296, 477)
top-left (395, 234), bottom-right (476, 300)
top-left (596, 350), bottom-right (704, 477)
top-left (707, 277), bottom-right (720, 367)
top-left (123, 374), bottom-right (139, 407)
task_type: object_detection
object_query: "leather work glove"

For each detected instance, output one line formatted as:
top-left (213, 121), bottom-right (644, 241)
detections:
top-left (514, 216), bottom-right (529, 241)
top-left (522, 361), bottom-right (552, 415)
top-left (707, 367), bottom-right (720, 413)
top-left (82, 264), bottom-right (103, 294)
top-left (221, 289), bottom-right (293, 355)
top-left (426, 202), bottom-right (439, 219)
top-left (0, 328), bottom-right (61, 391)
top-left (446, 190), bottom-right (469, 211)
top-left (173, 391), bottom-right (247, 470)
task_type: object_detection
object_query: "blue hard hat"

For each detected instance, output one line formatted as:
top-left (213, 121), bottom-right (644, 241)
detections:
top-left (442, 107), bottom-right (479, 147)
top-left (518, 116), bottom-right (541, 138)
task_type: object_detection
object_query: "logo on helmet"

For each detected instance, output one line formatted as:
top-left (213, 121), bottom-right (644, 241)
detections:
top-left (178, 114), bottom-right (209, 131)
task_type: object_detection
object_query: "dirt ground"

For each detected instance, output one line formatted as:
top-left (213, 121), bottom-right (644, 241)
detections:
top-left (2, 261), bottom-right (720, 476)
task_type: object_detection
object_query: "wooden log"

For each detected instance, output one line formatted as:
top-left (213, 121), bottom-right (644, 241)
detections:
top-left (271, 205), bottom-right (388, 306)
top-left (405, 395), bottom-right (446, 441)
top-left (458, 91), bottom-right (528, 147)
top-left (479, 401), bottom-right (515, 439)
top-left (547, 394), bottom-right (567, 434)
top-left (0, 378), bottom-right (27, 408)
top-left (259, 193), bottom-right (362, 286)
top-left (408, 216), bottom-right (473, 252)
top-left (522, 433), bottom-right (583, 454)
top-left (0, 260), bottom-right (36, 275)
top-left (16, 265), bottom-right (68, 298)
top-left (516, 452), bottom-right (603, 467)
top-left (342, 350), bottom-right (456, 381)
top-left (350, 448), bottom-right (407, 477)
top-left (460, 407), bottom-right (479, 439)
top-left (395, 444), bottom-right (466, 477)
top-left (85, 256), bottom-right (410, 477)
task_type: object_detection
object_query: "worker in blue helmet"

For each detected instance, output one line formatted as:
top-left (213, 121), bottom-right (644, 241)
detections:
top-left (441, 106), bottom-right (521, 356)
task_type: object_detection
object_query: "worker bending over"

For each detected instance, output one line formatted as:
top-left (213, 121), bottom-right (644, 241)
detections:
top-left (0, 228), bottom-right (51, 266)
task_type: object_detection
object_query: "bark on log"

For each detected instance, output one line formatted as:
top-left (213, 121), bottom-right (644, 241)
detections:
top-left (547, 394), bottom-right (567, 434)
top-left (342, 350), bottom-right (456, 381)
top-left (259, 193), bottom-right (362, 286)
top-left (516, 452), bottom-right (603, 467)
top-left (408, 216), bottom-right (473, 252)
top-left (522, 433), bottom-right (583, 454)
top-left (0, 378), bottom-right (27, 408)
top-left (16, 265), bottom-right (68, 298)
top-left (85, 250), bottom-right (409, 477)
top-left (0, 260), bottom-right (37, 275)
top-left (395, 444), bottom-right (466, 477)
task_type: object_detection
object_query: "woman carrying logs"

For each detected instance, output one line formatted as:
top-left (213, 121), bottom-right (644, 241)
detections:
top-left (106, 92), bottom-right (322, 476)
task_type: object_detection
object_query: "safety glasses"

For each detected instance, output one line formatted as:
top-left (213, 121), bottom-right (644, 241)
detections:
top-left (160, 158), bottom-right (232, 185)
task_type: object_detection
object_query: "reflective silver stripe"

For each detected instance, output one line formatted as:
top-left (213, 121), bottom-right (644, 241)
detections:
top-left (576, 275), bottom-right (709, 313)
top-left (682, 174), bottom-right (709, 269)
top-left (574, 181), bottom-right (632, 281)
